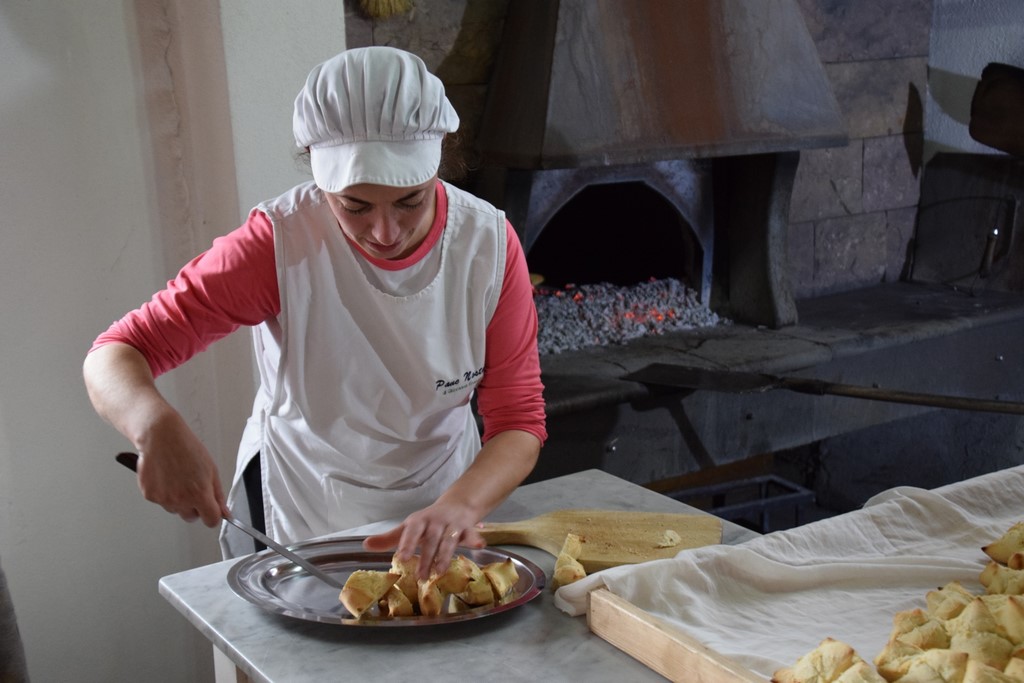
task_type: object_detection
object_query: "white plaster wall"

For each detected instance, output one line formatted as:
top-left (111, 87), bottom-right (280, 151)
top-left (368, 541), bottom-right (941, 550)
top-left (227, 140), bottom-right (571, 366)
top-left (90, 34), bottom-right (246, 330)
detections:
top-left (0, 1), bottom-right (343, 681)
top-left (925, 0), bottom-right (1024, 161)
top-left (220, 0), bottom-right (347, 215)
top-left (0, 3), bottom-right (207, 680)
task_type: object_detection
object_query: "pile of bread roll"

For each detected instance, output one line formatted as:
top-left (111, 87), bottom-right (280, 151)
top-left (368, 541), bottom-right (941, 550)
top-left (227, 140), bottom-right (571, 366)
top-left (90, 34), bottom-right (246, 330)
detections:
top-left (339, 553), bottom-right (519, 619)
top-left (772, 522), bottom-right (1024, 683)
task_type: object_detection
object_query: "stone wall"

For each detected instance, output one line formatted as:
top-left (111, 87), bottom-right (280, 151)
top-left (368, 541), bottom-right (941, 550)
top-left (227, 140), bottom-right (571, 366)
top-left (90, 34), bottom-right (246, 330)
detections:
top-left (344, 0), bottom-right (508, 172)
top-left (790, 0), bottom-right (932, 298)
top-left (345, 0), bottom-right (932, 302)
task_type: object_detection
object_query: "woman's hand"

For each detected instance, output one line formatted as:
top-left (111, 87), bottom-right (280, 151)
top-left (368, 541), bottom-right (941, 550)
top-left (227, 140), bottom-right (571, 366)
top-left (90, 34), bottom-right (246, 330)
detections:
top-left (363, 502), bottom-right (486, 580)
top-left (84, 343), bottom-right (230, 527)
top-left (134, 420), bottom-right (229, 527)
top-left (362, 430), bottom-right (541, 579)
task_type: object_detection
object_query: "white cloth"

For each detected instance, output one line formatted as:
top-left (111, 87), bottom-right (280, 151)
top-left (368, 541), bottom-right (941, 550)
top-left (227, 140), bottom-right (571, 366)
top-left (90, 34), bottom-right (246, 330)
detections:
top-left (555, 465), bottom-right (1024, 679)
top-left (220, 180), bottom-right (506, 558)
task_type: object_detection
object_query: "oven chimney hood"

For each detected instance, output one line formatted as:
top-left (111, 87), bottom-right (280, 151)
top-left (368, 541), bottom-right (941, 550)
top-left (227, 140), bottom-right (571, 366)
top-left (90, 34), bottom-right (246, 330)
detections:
top-left (476, 0), bottom-right (847, 169)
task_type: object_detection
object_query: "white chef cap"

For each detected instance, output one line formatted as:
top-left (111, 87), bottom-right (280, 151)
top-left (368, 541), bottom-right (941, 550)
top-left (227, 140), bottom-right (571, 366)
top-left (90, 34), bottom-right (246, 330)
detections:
top-left (293, 46), bottom-right (460, 193)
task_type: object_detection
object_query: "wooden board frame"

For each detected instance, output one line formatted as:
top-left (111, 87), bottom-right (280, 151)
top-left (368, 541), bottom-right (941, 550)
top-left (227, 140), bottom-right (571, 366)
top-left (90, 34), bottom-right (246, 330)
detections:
top-left (587, 588), bottom-right (764, 682)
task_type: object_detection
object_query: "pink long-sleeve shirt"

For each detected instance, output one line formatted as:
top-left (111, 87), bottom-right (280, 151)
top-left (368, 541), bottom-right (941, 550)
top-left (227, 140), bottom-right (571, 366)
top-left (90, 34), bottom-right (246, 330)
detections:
top-left (91, 182), bottom-right (547, 445)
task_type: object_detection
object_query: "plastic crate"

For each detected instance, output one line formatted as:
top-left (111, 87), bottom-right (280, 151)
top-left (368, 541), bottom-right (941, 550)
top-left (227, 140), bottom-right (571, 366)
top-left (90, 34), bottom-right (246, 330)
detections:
top-left (666, 474), bottom-right (815, 533)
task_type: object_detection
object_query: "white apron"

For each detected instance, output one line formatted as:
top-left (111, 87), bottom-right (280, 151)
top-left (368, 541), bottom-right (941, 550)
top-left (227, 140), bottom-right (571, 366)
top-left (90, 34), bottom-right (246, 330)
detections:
top-left (220, 181), bottom-right (506, 558)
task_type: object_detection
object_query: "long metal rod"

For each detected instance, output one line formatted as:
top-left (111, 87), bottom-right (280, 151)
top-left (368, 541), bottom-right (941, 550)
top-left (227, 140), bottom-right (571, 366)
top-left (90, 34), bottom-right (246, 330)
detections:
top-left (626, 363), bottom-right (1024, 416)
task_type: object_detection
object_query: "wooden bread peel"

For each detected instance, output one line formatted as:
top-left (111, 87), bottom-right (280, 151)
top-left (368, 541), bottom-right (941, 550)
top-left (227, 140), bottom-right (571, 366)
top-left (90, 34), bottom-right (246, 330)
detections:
top-left (588, 589), bottom-right (761, 682)
top-left (479, 509), bottom-right (722, 572)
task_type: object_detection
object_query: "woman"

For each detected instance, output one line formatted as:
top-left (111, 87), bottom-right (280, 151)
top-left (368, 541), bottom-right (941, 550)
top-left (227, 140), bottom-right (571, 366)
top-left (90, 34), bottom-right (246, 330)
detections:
top-left (82, 46), bottom-right (546, 579)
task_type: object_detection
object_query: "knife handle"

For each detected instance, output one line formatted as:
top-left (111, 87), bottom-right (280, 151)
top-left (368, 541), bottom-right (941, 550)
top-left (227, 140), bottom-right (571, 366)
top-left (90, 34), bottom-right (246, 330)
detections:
top-left (116, 452), bottom-right (140, 472)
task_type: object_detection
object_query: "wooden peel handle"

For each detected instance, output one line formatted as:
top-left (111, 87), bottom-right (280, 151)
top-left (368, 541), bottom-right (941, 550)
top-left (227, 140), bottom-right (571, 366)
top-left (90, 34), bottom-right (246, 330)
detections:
top-left (781, 377), bottom-right (1024, 415)
top-left (478, 522), bottom-right (561, 555)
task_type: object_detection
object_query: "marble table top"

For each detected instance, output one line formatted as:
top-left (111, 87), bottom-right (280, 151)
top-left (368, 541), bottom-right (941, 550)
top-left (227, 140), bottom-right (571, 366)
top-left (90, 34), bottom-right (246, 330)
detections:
top-left (160, 469), bottom-right (758, 682)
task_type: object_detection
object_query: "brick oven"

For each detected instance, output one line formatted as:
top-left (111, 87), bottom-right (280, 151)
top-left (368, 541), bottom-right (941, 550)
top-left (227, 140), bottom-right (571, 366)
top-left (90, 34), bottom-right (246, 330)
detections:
top-left (347, 0), bottom-right (1024, 529)
top-left (474, 0), bottom-right (846, 328)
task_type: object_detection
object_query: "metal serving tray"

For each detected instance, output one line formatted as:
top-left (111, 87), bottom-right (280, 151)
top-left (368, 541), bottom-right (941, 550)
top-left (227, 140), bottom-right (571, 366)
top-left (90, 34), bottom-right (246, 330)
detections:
top-left (227, 537), bottom-right (545, 627)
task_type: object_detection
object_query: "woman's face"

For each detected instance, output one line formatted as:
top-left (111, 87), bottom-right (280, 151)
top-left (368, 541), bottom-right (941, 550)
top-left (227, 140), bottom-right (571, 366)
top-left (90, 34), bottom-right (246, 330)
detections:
top-left (324, 178), bottom-right (437, 260)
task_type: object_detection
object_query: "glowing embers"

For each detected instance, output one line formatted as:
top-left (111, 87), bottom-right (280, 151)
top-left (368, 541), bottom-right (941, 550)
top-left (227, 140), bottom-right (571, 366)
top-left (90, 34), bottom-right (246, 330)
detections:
top-left (533, 278), bottom-right (727, 355)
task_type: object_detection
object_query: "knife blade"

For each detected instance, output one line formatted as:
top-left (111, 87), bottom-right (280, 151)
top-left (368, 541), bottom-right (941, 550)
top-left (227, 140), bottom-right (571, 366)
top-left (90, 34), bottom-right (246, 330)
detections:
top-left (115, 452), bottom-right (345, 590)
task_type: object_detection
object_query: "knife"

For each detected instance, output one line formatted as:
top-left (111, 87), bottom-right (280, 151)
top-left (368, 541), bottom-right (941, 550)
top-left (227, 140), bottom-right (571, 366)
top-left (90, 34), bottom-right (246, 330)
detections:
top-left (115, 452), bottom-right (344, 590)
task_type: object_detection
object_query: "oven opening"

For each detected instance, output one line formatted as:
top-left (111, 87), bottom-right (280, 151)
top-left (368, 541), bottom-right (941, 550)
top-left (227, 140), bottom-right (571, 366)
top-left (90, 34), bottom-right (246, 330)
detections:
top-left (528, 180), bottom-right (723, 356)
top-left (525, 181), bottom-right (703, 292)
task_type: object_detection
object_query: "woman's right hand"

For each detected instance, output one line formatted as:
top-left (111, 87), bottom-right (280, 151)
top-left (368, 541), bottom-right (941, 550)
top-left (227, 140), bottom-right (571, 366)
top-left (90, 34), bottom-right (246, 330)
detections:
top-left (84, 343), bottom-right (230, 527)
top-left (134, 416), bottom-right (229, 527)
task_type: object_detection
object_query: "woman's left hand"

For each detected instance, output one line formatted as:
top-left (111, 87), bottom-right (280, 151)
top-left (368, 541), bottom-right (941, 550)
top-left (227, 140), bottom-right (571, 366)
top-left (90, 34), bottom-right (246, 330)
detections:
top-left (362, 503), bottom-right (486, 580)
top-left (363, 431), bottom-right (540, 580)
